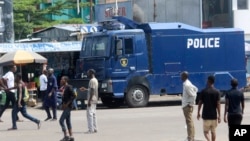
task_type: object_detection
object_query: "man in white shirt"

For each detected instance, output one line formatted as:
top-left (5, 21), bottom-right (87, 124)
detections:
top-left (39, 70), bottom-right (48, 102)
top-left (0, 65), bottom-right (21, 122)
top-left (181, 71), bottom-right (198, 141)
top-left (80, 69), bottom-right (98, 133)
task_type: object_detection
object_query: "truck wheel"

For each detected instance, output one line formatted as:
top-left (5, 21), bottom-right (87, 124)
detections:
top-left (126, 85), bottom-right (149, 108)
top-left (101, 97), bottom-right (124, 108)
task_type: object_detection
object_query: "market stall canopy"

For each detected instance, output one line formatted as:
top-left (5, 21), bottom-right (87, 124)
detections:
top-left (0, 41), bottom-right (81, 53)
top-left (0, 50), bottom-right (47, 66)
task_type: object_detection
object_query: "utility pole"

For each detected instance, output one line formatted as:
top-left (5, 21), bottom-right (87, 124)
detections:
top-left (1, 0), bottom-right (14, 43)
top-left (115, 0), bottom-right (118, 16)
top-left (90, 0), bottom-right (92, 23)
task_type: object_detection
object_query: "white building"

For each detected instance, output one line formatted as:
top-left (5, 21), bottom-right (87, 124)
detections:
top-left (233, 0), bottom-right (250, 41)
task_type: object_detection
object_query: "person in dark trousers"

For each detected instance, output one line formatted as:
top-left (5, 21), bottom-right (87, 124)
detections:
top-left (59, 76), bottom-right (75, 141)
top-left (224, 78), bottom-right (245, 140)
top-left (44, 68), bottom-right (58, 121)
top-left (8, 73), bottom-right (41, 130)
top-left (197, 75), bottom-right (221, 141)
top-left (0, 65), bottom-right (22, 122)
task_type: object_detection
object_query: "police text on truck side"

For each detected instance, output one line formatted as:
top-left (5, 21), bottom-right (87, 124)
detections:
top-left (187, 37), bottom-right (220, 49)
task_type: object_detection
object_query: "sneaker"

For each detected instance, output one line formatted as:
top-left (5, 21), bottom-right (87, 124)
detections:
top-left (60, 136), bottom-right (70, 141)
top-left (0, 119), bottom-right (3, 122)
top-left (37, 120), bottom-right (41, 129)
top-left (44, 117), bottom-right (52, 121)
top-left (94, 129), bottom-right (98, 133)
top-left (68, 136), bottom-right (74, 141)
top-left (8, 127), bottom-right (17, 131)
top-left (85, 130), bottom-right (94, 134)
top-left (51, 118), bottom-right (57, 121)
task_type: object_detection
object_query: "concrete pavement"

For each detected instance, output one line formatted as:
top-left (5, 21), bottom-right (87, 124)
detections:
top-left (0, 93), bottom-right (249, 141)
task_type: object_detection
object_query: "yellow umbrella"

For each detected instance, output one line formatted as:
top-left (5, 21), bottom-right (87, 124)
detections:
top-left (0, 50), bottom-right (47, 74)
top-left (0, 50), bottom-right (47, 65)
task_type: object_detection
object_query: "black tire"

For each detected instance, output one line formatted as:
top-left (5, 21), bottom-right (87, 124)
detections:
top-left (101, 97), bottom-right (124, 108)
top-left (126, 85), bottom-right (149, 108)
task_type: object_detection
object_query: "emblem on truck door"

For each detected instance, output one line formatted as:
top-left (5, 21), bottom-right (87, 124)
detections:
top-left (120, 58), bottom-right (128, 67)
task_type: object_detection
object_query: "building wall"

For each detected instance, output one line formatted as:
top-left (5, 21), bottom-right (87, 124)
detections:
top-left (133, 0), bottom-right (201, 27)
top-left (40, 0), bottom-right (82, 21)
top-left (95, 1), bottom-right (133, 22)
top-left (39, 0), bottom-right (250, 40)
top-left (96, 0), bottom-right (201, 28)
top-left (39, 0), bottom-right (201, 27)
top-left (233, 0), bottom-right (250, 41)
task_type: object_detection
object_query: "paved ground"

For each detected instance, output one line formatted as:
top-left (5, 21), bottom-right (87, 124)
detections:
top-left (0, 93), bottom-right (249, 141)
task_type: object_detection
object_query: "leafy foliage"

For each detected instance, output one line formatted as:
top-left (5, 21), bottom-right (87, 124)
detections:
top-left (13, 0), bottom-right (90, 40)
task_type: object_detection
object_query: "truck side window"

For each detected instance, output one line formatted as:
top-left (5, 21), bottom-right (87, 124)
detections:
top-left (116, 39), bottom-right (123, 56)
top-left (124, 38), bottom-right (133, 54)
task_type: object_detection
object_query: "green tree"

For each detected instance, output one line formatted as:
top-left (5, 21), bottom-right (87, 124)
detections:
top-left (13, 0), bottom-right (90, 40)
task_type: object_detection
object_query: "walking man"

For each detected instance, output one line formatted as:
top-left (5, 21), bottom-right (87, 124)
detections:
top-left (39, 69), bottom-right (48, 102)
top-left (197, 75), bottom-right (221, 141)
top-left (59, 76), bottom-right (75, 141)
top-left (8, 73), bottom-right (41, 130)
top-left (224, 78), bottom-right (245, 140)
top-left (80, 69), bottom-right (98, 133)
top-left (44, 68), bottom-right (58, 121)
top-left (0, 65), bottom-right (22, 122)
top-left (181, 71), bottom-right (198, 141)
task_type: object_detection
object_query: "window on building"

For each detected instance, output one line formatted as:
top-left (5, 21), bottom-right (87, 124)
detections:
top-left (238, 0), bottom-right (248, 10)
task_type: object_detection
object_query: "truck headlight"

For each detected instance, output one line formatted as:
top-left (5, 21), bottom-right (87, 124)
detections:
top-left (101, 83), bottom-right (108, 88)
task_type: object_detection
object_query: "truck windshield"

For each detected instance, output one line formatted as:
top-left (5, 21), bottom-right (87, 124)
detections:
top-left (81, 36), bottom-right (108, 57)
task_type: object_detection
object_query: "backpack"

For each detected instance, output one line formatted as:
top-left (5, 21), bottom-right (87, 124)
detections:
top-left (23, 87), bottom-right (29, 102)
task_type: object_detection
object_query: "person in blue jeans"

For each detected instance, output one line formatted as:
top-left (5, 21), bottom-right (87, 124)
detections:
top-left (8, 73), bottom-right (41, 130)
top-left (59, 76), bottom-right (76, 141)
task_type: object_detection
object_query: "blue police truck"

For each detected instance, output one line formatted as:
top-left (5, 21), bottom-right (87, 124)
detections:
top-left (75, 16), bottom-right (246, 108)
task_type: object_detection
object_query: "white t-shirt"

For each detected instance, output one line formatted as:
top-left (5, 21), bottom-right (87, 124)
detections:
top-left (182, 79), bottom-right (198, 107)
top-left (39, 74), bottom-right (48, 91)
top-left (3, 71), bottom-right (15, 93)
top-left (88, 77), bottom-right (98, 104)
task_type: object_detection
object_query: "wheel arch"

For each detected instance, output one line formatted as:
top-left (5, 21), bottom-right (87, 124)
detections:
top-left (125, 76), bottom-right (150, 95)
